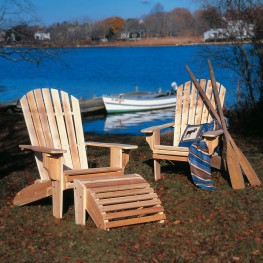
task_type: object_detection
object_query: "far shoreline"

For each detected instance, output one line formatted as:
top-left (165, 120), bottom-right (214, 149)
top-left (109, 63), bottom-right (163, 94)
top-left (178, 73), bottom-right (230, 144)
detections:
top-left (6, 36), bottom-right (237, 49)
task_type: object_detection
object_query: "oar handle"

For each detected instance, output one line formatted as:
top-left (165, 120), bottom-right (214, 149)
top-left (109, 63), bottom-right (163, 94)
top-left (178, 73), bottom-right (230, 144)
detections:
top-left (208, 60), bottom-right (229, 142)
top-left (185, 65), bottom-right (222, 125)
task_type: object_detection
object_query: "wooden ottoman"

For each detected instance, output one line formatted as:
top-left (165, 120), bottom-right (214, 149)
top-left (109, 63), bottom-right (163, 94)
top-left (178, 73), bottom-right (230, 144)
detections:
top-left (74, 174), bottom-right (166, 230)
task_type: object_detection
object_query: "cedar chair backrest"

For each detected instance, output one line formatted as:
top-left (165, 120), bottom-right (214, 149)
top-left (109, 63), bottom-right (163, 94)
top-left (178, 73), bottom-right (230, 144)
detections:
top-left (20, 89), bottom-right (88, 181)
top-left (173, 79), bottom-right (226, 146)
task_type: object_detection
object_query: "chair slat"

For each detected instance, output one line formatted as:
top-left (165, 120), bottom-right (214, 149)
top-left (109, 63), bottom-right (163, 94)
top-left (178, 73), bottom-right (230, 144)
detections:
top-left (188, 81), bottom-right (197, 125)
top-left (34, 89), bottom-right (53, 148)
top-left (27, 91), bottom-right (46, 147)
top-left (194, 79), bottom-right (206, 125)
top-left (201, 80), bottom-right (213, 123)
top-left (51, 89), bottom-right (73, 168)
top-left (61, 91), bottom-right (81, 169)
top-left (173, 79), bottom-right (226, 147)
top-left (181, 81), bottom-right (191, 136)
top-left (42, 89), bottom-right (62, 150)
top-left (71, 95), bottom-right (88, 169)
top-left (174, 84), bottom-right (184, 145)
top-left (20, 95), bottom-right (50, 181)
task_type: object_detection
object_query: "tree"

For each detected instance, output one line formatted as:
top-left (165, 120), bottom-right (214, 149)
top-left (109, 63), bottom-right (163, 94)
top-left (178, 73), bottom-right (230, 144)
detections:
top-left (0, 0), bottom-right (56, 65)
top-left (143, 3), bottom-right (169, 37)
top-left (200, 0), bottom-right (263, 106)
top-left (169, 8), bottom-right (195, 37)
top-left (193, 7), bottom-right (223, 35)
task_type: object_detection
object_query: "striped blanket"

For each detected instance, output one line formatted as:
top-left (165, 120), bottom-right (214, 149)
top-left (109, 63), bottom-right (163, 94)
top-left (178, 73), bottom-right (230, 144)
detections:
top-left (188, 120), bottom-right (221, 191)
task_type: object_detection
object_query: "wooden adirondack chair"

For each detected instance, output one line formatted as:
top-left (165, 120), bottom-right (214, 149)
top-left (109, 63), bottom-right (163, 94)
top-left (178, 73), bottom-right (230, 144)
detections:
top-left (14, 88), bottom-right (140, 219)
top-left (141, 79), bottom-right (226, 181)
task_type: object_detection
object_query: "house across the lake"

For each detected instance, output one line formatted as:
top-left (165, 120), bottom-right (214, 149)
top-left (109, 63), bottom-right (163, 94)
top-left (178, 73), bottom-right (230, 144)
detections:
top-left (204, 20), bottom-right (254, 42)
top-left (34, 32), bottom-right (50, 40)
top-left (121, 31), bottom-right (144, 40)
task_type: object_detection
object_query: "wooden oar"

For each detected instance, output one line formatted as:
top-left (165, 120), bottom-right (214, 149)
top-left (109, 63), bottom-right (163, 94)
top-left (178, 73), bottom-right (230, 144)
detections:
top-left (186, 65), bottom-right (261, 188)
top-left (207, 60), bottom-right (244, 189)
top-left (208, 60), bottom-right (260, 186)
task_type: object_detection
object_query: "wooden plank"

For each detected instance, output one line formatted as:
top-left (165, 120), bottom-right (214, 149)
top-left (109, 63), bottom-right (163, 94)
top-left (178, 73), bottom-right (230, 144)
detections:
top-left (42, 89), bottom-right (62, 150)
top-left (74, 179), bottom-right (86, 225)
top-left (188, 80), bottom-right (197, 124)
top-left (71, 95), bottom-right (88, 169)
top-left (97, 193), bottom-right (158, 205)
top-left (27, 91), bottom-right (46, 147)
top-left (104, 206), bottom-right (165, 220)
top-left (86, 188), bottom-right (105, 229)
top-left (64, 166), bottom-right (121, 176)
top-left (207, 81), bottom-right (217, 123)
top-left (153, 149), bottom-right (189, 156)
top-left (110, 148), bottom-right (122, 168)
top-left (77, 173), bottom-right (142, 182)
top-left (94, 187), bottom-right (153, 198)
top-left (13, 181), bottom-right (52, 206)
top-left (34, 89), bottom-right (53, 148)
top-left (100, 199), bottom-right (162, 212)
top-left (153, 153), bottom-right (188, 162)
top-left (181, 81), bottom-right (191, 137)
top-left (194, 79), bottom-right (206, 125)
top-left (20, 94), bottom-right (49, 181)
top-left (77, 177), bottom-right (146, 189)
top-left (201, 80), bottom-right (213, 123)
top-left (86, 141), bottom-right (137, 150)
top-left (105, 214), bottom-right (166, 229)
top-left (65, 171), bottom-right (124, 182)
top-left (51, 89), bottom-right (73, 168)
top-left (155, 145), bottom-right (189, 151)
top-left (52, 180), bottom-right (63, 219)
top-left (61, 91), bottom-right (81, 169)
top-left (90, 183), bottom-right (150, 194)
top-left (173, 83), bottom-right (184, 145)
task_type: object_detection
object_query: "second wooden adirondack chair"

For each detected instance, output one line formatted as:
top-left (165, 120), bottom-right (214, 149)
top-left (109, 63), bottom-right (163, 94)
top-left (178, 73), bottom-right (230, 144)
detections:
top-left (14, 88), bottom-right (166, 228)
top-left (141, 79), bottom-right (226, 181)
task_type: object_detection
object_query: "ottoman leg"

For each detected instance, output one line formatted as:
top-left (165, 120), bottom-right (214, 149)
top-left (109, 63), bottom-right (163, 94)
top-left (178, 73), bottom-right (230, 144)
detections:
top-left (74, 180), bottom-right (86, 225)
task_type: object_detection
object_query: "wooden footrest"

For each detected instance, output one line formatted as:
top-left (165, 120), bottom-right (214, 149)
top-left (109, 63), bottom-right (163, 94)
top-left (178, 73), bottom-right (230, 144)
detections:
top-left (74, 174), bottom-right (166, 230)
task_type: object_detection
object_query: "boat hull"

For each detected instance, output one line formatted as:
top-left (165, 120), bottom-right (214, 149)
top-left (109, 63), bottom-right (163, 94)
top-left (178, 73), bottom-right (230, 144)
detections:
top-left (103, 95), bottom-right (176, 113)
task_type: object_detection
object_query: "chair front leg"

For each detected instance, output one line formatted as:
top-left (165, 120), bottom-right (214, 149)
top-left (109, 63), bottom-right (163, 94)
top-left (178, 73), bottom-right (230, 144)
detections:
top-left (43, 153), bottom-right (64, 219)
top-left (110, 147), bottom-right (132, 173)
top-left (52, 180), bottom-right (63, 219)
top-left (154, 159), bottom-right (161, 181)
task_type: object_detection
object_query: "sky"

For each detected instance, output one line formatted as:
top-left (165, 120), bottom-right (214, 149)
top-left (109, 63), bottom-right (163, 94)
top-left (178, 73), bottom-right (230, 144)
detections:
top-left (31, 0), bottom-right (200, 26)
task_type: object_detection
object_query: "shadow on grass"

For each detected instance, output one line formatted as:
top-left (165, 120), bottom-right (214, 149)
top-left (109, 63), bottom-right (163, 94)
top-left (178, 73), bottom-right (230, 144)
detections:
top-left (0, 111), bottom-right (34, 179)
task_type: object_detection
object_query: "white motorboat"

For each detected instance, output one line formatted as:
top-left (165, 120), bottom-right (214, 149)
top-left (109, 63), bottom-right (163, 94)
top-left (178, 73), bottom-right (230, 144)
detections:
top-left (102, 91), bottom-right (176, 113)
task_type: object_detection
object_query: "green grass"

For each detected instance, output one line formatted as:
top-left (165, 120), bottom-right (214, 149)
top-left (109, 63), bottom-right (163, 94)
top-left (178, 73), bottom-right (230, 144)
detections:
top-left (0, 112), bottom-right (262, 262)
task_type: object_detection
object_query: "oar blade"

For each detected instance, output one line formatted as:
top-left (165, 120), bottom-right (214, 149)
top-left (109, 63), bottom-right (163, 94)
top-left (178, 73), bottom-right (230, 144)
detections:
top-left (226, 141), bottom-right (245, 189)
top-left (229, 137), bottom-right (261, 186)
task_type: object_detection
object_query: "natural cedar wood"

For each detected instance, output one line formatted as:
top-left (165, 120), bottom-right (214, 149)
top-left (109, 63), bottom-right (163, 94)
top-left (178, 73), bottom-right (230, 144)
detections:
top-left (208, 61), bottom-right (245, 189)
top-left (141, 79), bottom-right (225, 181)
top-left (74, 174), bottom-right (166, 229)
top-left (14, 88), bottom-right (138, 219)
top-left (185, 63), bottom-right (261, 188)
top-left (20, 92), bottom-right (50, 181)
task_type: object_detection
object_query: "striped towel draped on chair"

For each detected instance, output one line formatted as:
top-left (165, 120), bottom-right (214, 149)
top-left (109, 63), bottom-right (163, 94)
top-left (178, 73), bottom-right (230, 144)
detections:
top-left (188, 120), bottom-right (222, 191)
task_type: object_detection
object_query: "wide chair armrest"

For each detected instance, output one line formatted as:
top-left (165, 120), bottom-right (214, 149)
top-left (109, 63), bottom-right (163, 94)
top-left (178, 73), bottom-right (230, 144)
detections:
top-left (19, 145), bottom-right (66, 181)
top-left (202, 129), bottom-right (224, 155)
top-left (85, 141), bottom-right (137, 172)
top-left (141, 122), bottom-right (174, 150)
top-left (85, 141), bottom-right (138, 150)
top-left (19, 145), bottom-right (66, 154)
top-left (202, 129), bottom-right (224, 138)
top-left (141, 122), bottom-right (174, 134)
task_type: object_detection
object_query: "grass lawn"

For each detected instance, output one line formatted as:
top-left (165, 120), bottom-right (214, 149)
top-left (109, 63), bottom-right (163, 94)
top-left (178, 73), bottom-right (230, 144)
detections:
top-left (0, 111), bottom-right (262, 263)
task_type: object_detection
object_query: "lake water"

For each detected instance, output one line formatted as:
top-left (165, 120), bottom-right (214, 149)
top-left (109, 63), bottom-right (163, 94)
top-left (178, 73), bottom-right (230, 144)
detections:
top-left (0, 45), bottom-right (240, 135)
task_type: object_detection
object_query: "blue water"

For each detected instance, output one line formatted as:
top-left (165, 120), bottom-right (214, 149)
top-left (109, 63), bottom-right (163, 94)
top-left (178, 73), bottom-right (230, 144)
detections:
top-left (0, 45), bottom-right (240, 135)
